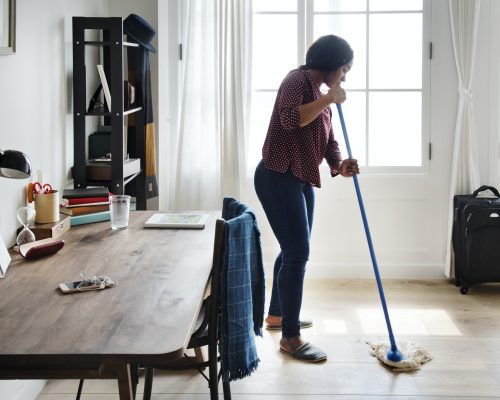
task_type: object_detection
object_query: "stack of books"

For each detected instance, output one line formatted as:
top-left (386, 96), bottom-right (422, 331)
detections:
top-left (61, 187), bottom-right (111, 226)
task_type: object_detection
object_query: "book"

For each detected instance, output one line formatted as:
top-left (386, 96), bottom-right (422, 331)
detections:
top-left (60, 204), bottom-right (110, 216)
top-left (70, 211), bottom-right (111, 226)
top-left (64, 196), bottom-right (110, 206)
top-left (15, 214), bottom-right (71, 241)
top-left (62, 187), bottom-right (109, 199)
top-left (144, 213), bottom-right (210, 229)
top-left (97, 64), bottom-right (112, 110)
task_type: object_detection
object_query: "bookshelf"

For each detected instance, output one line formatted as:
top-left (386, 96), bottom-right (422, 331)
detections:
top-left (72, 17), bottom-right (146, 210)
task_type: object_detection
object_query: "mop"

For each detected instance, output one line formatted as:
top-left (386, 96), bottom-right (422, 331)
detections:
top-left (336, 104), bottom-right (432, 372)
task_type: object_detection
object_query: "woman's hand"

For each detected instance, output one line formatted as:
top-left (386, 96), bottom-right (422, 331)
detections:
top-left (326, 86), bottom-right (346, 104)
top-left (298, 84), bottom-right (346, 127)
top-left (339, 158), bottom-right (359, 177)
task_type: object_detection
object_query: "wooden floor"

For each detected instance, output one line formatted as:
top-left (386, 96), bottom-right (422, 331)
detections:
top-left (37, 279), bottom-right (500, 399)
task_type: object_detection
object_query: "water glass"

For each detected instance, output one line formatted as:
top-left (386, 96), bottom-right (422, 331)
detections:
top-left (110, 195), bottom-right (131, 230)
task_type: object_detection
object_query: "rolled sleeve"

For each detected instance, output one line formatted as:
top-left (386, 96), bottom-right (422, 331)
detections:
top-left (278, 71), bottom-right (307, 130)
top-left (279, 105), bottom-right (301, 130)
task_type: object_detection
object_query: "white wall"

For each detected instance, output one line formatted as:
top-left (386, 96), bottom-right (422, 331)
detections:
top-left (158, 0), bottom-right (500, 279)
top-left (259, 0), bottom-right (500, 279)
top-left (0, 1), bottom-right (108, 398)
top-left (0, 0), bottom-right (107, 244)
top-left (0, 0), bottom-right (106, 392)
top-left (0, 1), bottom-right (159, 399)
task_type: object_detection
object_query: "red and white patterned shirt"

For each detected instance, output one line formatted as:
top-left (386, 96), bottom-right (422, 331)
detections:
top-left (262, 69), bottom-right (342, 188)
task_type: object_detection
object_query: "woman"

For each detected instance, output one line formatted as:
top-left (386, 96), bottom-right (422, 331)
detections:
top-left (254, 35), bottom-right (359, 362)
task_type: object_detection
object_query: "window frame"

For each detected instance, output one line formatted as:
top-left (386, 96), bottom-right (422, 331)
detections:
top-left (251, 0), bottom-right (431, 174)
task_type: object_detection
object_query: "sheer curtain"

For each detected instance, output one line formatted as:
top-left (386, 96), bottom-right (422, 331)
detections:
top-left (444, 0), bottom-right (481, 277)
top-left (217, 0), bottom-right (252, 202)
top-left (171, 0), bottom-right (252, 211)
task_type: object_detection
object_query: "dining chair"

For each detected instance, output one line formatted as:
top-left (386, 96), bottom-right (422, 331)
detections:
top-left (74, 360), bottom-right (140, 400)
top-left (142, 218), bottom-right (231, 400)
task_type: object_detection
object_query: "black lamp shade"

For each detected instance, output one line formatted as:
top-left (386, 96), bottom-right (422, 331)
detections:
top-left (0, 150), bottom-right (32, 179)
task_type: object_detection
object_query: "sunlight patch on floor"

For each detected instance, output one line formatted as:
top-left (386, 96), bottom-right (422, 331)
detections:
top-left (356, 308), bottom-right (463, 336)
top-left (322, 319), bottom-right (348, 334)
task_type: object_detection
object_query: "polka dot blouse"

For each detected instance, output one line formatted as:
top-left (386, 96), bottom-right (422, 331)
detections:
top-left (262, 69), bottom-right (343, 188)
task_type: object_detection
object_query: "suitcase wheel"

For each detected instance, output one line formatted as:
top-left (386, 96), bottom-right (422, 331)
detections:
top-left (460, 285), bottom-right (469, 295)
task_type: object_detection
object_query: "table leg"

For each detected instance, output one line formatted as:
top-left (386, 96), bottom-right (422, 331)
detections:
top-left (194, 347), bottom-right (206, 365)
top-left (116, 363), bottom-right (134, 400)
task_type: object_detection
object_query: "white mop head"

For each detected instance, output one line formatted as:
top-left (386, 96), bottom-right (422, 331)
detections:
top-left (367, 340), bottom-right (432, 372)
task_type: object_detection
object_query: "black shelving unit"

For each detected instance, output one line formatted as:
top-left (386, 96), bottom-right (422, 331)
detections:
top-left (72, 16), bottom-right (146, 210)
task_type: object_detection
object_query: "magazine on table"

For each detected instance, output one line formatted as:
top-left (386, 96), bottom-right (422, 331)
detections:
top-left (144, 213), bottom-right (210, 229)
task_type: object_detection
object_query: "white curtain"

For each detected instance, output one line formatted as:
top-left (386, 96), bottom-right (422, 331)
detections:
top-left (171, 0), bottom-right (252, 211)
top-left (444, 0), bottom-right (481, 278)
top-left (217, 0), bottom-right (252, 202)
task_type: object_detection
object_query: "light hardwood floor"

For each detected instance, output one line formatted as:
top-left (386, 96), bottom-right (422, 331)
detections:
top-left (37, 279), bottom-right (500, 399)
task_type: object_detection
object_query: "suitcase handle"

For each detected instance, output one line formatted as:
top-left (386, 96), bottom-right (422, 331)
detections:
top-left (472, 185), bottom-right (500, 198)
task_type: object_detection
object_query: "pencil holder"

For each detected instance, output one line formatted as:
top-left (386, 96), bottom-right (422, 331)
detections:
top-left (34, 191), bottom-right (60, 224)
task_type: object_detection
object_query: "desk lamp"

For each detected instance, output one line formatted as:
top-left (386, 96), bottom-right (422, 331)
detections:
top-left (0, 148), bottom-right (32, 278)
top-left (0, 149), bottom-right (32, 179)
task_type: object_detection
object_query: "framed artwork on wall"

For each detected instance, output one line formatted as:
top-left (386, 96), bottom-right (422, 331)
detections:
top-left (0, 0), bottom-right (15, 55)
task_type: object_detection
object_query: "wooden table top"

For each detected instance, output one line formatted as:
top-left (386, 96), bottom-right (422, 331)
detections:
top-left (0, 211), bottom-right (219, 364)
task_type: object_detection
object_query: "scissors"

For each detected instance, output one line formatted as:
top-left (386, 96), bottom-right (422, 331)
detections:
top-left (27, 181), bottom-right (54, 203)
top-left (33, 182), bottom-right (53, 194)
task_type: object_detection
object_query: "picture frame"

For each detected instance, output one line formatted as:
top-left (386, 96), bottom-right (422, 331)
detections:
top-left (0, 0), bottom-right (16, 55)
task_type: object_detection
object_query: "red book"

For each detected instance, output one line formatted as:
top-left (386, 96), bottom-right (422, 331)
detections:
top-left (65, 196), bottom-right (110, 206)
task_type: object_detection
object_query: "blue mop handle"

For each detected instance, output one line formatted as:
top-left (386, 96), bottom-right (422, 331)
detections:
top-left (336, 103), bottom-right (399, 353)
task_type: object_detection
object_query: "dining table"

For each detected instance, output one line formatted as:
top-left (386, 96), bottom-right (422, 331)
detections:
top-left (0, 211), bottom-right (218, 399)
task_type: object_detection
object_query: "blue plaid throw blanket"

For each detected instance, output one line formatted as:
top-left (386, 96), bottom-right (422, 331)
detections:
top-left (220, 197), bottom-right (265, 382)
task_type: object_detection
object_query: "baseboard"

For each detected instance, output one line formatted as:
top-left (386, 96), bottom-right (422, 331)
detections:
top-left (262, 259), bottom-right (446, 279)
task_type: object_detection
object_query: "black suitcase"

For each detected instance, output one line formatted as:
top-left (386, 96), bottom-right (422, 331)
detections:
top-left (453, 185), bottom-right (500, 294)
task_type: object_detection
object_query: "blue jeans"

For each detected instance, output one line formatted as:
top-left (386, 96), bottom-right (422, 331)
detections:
top-left (254, 160), bottom-right (314, 338)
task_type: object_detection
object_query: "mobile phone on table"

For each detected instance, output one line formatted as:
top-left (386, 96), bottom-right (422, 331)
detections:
top-left (59, 280), bottom-right (105, 294)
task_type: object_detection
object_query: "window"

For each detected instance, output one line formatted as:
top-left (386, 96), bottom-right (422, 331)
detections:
top-left (250, 0), bottom-right (429, 171)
